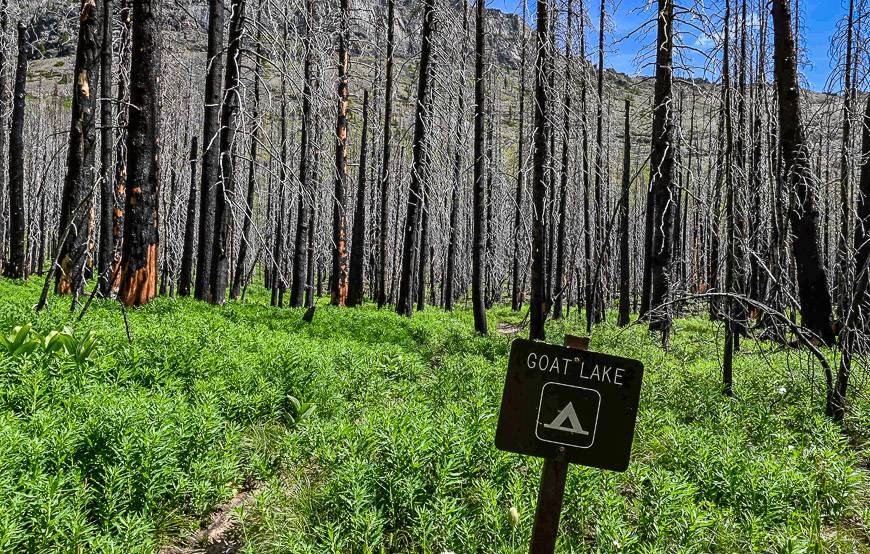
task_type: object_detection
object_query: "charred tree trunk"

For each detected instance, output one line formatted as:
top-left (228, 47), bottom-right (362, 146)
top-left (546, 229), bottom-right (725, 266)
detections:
top-left (529, 0), bottom-right (550, 340)
top-left (209, 0), bottom-right (244, 305)
top-left (347, 90), bottom-right (370, 307)
top-left (3, 22), bottom-right (26, 279)
top-left (646, 0), bottom-right (676, 341)
top-left (330, 0), bottom-right (350, 306)
top-left (57, 0), bottom-right (104, 296)
top-left (291, 0), bottom-right (315, 307)
top-left (194, 0), bottom-right (224, 301)
top-left (396, 0), bottom-right (434, 317)
top-left (471, 0), bottom-right (487, 333)
top-left (377, 0), bottom-right (395, 309)
top-left (118, 0), bottom-right (161, 307)
top-left (178, 136), bottom-right (198, 296)
top-left (511, 0), bottom-right (528, 312)
top-left (231, 16), bottom-right (263, 301)
top-left (836, 0), bottom-right (855, 317)
top-left (96, 0), bottom-right (113, 294)
top-left (553, 0), bottom-right (573, 321)
top-left (772, 0), bottom-right (835, 345)
top-left (618, 99), bottom-right (631, 327)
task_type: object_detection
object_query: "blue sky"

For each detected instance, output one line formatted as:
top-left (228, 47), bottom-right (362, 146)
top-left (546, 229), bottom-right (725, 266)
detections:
top-left (489, 0), bottom-right (844, 91)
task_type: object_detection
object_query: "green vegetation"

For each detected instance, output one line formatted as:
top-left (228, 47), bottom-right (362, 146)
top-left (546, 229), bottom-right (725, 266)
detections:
top-left (0, 277), bottom-right (868, 552)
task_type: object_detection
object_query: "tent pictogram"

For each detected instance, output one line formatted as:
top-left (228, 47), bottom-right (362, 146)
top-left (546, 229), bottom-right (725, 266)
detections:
top-left (542, 402), bottom-right (589, 435)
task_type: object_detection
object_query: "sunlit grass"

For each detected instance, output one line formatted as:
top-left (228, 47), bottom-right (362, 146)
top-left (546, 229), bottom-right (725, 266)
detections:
top-left (0, 276), bottom-right (867, 552)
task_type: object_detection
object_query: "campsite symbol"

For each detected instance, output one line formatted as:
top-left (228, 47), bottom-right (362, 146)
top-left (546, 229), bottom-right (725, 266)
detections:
top-left (543, 402), bottom-right (589, 435)
top-left (535, 383), bottom-right (600, 449)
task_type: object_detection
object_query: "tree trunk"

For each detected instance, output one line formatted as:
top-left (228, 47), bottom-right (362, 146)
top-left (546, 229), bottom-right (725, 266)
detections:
top-left (471, 0), bottom-right (488, 333)
top-left (347, 90), bottom-right (370, 307)
top-left (194, 0), bottom-right (224, 301)
top-left (3, 21), bottom-right (26, 279)
top-left (118, 0), bottom-right (161, 307)
top-left (511, 0), bottom-right (528, 312)
top-left (330, 0), bottom-right (350, 306)
top-left (57, 0), bottom-right (104, 297)
top-left (529, 0), bottom-right (550, 340)
top-left (209, 0), bottom-right (244, 305)
top-left (231, 14), bottom-right (263, 301)
top-left (553, 0), bottom-right (572, 321)
top-left (771, 0), bottom-right (835, 345)
top-left (646, 0), bottom-right (676, 340)
top-left (97, 0), bottom-right (113, 295)
top-left (377, 0), bottom-right (395, 309)
top-left (291, 0), bottom-right (315, 307)
top-left (396, 0), bottom-right (434, 317)
top-left (178, 136), bottom-right (198, 296)
top-left (618, 99), bottom-right (631, 326)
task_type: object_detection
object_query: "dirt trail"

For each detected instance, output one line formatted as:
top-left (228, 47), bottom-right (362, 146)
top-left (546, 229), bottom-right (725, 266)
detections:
top-left (159, 485), bottom-right (260, 554)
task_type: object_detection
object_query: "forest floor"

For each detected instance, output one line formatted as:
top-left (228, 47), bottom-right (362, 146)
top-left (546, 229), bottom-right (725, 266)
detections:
top-left (0, 276), bottom-right (869, 553)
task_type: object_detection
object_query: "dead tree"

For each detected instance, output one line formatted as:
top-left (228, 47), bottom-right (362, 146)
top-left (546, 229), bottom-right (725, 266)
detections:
top-left (347, 90), bottom-right (370, 307)
top-left (396, 0), bottom-right (435, 317)
top-left (618, 99), bottom-right (631, 326)
top-left (57, 0), bottom-right (104, 296)
top-left (3, 22), bottom-right (26, 279)
top-left (771, 0), bottom-right (835, 345)
top-left (376, 0), bottom-right (396, 309)
top-left (209, 0), bottom-right (245, 305)
top-left (178, 136), bottom-right (198, 296)
top-left (529, 0), bottom-right (550, 340)
top-left (97, 0), bottom-right (114, 295)
top-left (194, 0), bottom-right (225, 301)
top-left (330, 0), bottom-right (350, 306)
top-left (118, 0), bottom-right (161, 307)
top-left (290, 0), bottom-right (315, 308)
top-left (646, 0), bottom-right (677, 341)
top-left (471, 0), bottom-right (487, 333)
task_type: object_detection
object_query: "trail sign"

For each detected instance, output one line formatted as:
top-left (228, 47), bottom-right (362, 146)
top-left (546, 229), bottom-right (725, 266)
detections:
top-left (495, 338), bottom-right (644, 472)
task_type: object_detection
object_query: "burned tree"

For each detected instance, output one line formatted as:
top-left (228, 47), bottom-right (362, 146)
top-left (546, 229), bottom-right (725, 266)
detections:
top-left (471, 0), bottom-right (487, 334)
top-left (118, 0), bottom-right (161, 307)
top-left (396, 0), bottom-right (435, 317)
top-left (3, 22), bottom-right (26, 279)
top-left (56, 0), bottom-right (104, 296)
top-left (194, 0), bottom-right (225, 301)
top-left (771, 0), bottom-right (835, 344)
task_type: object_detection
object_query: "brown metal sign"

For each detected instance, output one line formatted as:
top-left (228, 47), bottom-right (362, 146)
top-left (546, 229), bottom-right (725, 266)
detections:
top-left (495, 338), bottom-right (644, 472)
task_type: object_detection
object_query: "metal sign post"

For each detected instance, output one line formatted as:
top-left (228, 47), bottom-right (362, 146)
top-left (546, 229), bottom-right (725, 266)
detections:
top-left (495, 335), bottom-right (644, 553)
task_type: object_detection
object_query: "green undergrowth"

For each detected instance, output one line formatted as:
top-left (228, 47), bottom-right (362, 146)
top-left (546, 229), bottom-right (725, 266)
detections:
top-left (0, 277), bottom-right (868, 553)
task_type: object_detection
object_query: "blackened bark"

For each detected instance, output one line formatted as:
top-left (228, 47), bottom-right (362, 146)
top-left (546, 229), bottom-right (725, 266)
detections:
top-left (118, 0), bottom-right (161, 307)
top-left (471, 0), bottom-right (487, 333)
top-left (209, 0), bottom-right (244, 305)
top-left (347, 90), bottom-right (370, 307)
top-left (291, 0), bottom-right (315, 307)
top-left (396, 0), bottom-right (434, 317)
top-left (194, 0), bottom-right (224, 301)
top-left (553, 0), bottom-right (572, 321)
top-left (618, 99), bottom-right (631, 326)
top-left (3, 22), bottom-right (26, 279)
top-left (647, 0), bottom-right (676, 338)
top-left (772, 0), bottom-right (835, 344)
top-left (57, 0), bottom-right (104, 296)
top-left (855, 95), bottom-right (870, 321)
top-left (330, 0), bottom-right (350, 306)
top-left (0, 0), bottom-right (7, 272)
top-left (511, 0), bottom-right (528, 312)
top-left (178, 136), bottom-right (198, 296)
top-left (97, 0), bottom-right (113, 295)
top-left (377, 0), bottom-right (395, 309)
top-left (111, 0), bottom-right (132, 290)
top-left (231, 18), bottom-right (263, 301)
top-left (529, 0), bottom-right (549, 340)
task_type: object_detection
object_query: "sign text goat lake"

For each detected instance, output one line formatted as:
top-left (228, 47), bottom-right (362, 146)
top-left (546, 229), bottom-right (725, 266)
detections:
top-left (495, 339), bottom-right (644, 472)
